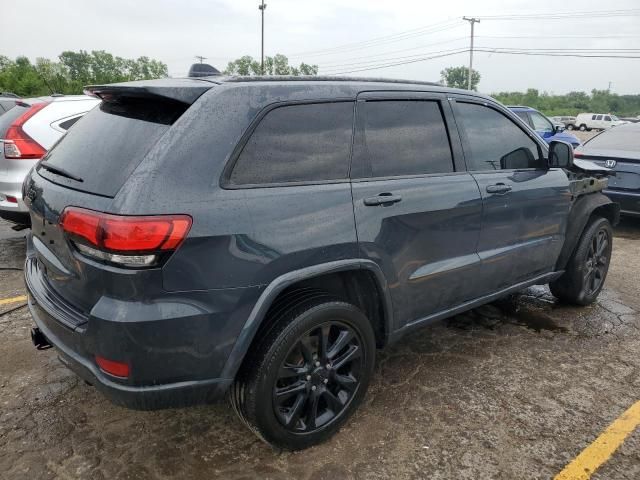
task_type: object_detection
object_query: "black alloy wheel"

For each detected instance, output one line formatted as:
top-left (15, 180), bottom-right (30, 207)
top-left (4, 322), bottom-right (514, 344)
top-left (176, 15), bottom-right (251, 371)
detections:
top-left (583, 226), bottom-right (610, 296)
top-left (273, 321), bottom-right (363, 433)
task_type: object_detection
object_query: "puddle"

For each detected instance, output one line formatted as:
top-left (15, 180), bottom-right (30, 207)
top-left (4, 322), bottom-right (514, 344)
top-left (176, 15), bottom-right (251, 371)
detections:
top-left (508, 308), bottom-right (568, 333)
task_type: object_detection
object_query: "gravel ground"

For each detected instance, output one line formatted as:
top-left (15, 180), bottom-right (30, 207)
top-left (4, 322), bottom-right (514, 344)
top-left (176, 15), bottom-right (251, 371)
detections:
top-left (0, 217), bottom-right (639, 479)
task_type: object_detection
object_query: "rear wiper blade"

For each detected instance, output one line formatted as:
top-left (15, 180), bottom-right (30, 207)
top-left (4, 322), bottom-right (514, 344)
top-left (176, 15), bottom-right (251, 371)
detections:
top-left (38, 161), bottom-right (84, 183)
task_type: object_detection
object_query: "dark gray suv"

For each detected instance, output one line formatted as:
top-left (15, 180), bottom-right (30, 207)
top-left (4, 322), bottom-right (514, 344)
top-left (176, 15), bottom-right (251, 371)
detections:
top-left (24, 76), bottom-right (619, 450)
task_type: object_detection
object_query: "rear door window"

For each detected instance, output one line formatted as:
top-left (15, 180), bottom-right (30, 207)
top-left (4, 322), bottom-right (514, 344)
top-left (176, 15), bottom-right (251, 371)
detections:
top-left (455, 102), bottom-right (542, 171)
top-left (352, 100), bottom-right (453, 178)
top-left (228, 102), bottom-right (354, 186)
top-left (38, 99), bottom-right (184, 197)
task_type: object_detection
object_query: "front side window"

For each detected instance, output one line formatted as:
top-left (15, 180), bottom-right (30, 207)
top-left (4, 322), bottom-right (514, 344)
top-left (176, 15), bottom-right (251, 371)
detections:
top-left (530, 111), bottom-right (553, 132)
top-left (352, 100), bottom-right (453, 178)
top-left (455, 102), bottom-right (542, 171)
top-left (604, 115), bottom-right (612, 121)
top-left (229, 102), bottom-right (353, 185)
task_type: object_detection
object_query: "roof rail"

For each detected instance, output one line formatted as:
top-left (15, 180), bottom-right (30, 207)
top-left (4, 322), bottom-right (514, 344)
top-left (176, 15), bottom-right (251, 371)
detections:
top-left (217, 75), bottom-right (442, 87)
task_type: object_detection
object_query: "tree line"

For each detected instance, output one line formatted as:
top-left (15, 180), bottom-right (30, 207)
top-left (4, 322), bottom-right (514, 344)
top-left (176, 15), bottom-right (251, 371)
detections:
top-left (491, 89), bottom-right (640, 118)
top-left (2, 54), bottom-right (639, 117)
top-left (0, 51), bottom-right (168, 97)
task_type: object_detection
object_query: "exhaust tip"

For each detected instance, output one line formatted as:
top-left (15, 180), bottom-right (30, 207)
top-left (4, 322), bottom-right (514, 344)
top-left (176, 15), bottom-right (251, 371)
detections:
top-left (31, 327), bottom-right (52, 350)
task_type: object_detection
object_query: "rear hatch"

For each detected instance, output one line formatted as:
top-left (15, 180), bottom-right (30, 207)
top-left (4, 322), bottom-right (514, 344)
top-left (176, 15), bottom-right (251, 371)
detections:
top-left (24, 78), bottom-right (213, 318)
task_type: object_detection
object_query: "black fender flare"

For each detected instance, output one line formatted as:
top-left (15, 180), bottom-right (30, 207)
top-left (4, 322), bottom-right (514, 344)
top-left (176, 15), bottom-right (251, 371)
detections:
top-left (220, 259), bottom-right (394, 380)
top-left (555, 192), bottom-right (620, 271)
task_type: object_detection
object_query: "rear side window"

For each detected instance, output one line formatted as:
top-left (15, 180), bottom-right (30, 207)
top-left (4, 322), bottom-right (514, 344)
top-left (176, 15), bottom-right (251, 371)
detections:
top-left (352, 100), bottom-right (453, 178)
top-left (0, 105), bottom-right (26, 138)
top-left (39, 99), bottom-right (185, 197)
top-left (58, 115), bottom-right (81, 131)
top-left (228, 102), bottom-right (354, 186)
top-left (455, 102), bottom-right (541, 171)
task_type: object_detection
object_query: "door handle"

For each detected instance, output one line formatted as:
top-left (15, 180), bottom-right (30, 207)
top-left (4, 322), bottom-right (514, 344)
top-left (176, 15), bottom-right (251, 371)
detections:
top-left (363, 193), bottom-right (403, 206)
top-left (486, 183), bottom-right (512, 195)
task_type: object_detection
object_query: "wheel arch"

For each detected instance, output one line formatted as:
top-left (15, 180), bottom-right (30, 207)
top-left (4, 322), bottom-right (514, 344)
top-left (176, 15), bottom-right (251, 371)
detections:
top-left (555, 192), bottom-right (620, 271)
top-left (220, 259), bottom-right (394, 380)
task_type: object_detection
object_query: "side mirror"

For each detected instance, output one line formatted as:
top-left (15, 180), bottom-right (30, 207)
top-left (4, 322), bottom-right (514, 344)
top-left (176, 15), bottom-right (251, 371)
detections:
top-left (554, 124), bottom-right (565, 133)
top-left (548, 140), bottom-right (574, 169)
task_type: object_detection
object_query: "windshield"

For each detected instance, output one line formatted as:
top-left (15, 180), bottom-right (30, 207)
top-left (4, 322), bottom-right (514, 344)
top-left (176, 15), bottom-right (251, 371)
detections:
top-left (610, 115), bottom-right (620, 121)
top-left (584, 125), bottom-right (640, 152)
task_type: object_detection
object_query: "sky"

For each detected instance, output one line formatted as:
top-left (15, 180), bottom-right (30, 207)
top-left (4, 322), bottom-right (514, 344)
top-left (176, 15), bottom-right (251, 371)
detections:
top-left (2, 0), bottom-right (640, 94)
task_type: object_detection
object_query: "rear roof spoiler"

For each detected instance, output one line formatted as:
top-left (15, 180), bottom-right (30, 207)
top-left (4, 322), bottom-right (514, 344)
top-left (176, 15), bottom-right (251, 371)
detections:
top-left (85, 78), bottom-right (217, 105)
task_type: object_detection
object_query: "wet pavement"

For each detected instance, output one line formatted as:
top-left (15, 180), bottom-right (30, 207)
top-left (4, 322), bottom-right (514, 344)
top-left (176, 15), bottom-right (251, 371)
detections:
top-left (0, 217), bottom-right (639, 479)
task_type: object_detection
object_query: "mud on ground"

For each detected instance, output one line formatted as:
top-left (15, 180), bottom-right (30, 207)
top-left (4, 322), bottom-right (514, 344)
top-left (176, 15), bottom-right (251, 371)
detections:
top-left (1, 218), bottom-right (639, 479)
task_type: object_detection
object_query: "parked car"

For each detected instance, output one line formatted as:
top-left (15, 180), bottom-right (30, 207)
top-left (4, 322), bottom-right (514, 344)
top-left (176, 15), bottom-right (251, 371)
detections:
top-left (574, 113), bottom-right (626, 131)
top-left (509, 106), bottom-right (580, 147)
top-left (24, 76), bottom-right (618, 450)
top-left (0, 95), bottom-right (99, 225)
top-left (0, 92), bottom-right (20, 114)
top-left (575, 122), bottom-right (640, 216)
top-left (551, 115), bottom-right (577, 128)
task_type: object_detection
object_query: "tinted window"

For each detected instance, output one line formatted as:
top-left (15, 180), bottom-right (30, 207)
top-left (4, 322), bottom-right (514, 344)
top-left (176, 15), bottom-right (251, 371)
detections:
top-left (229, 102), bottom-right (353, 185)
top-left (584, 125), bottom-right (640, 151)
top-left (456, 102), bottom-right (541, 171)
top-left (530, 111), bottom-right (553, 132)
top-left (58, 116), bottom-right (81, 131)
top-left (596, 115), bottom-right (603, 120)
top-left (39, 99), bottom-right (183, 197)
top-left (592, 115), bottom-right (597, 120)
top-left (352, 100), bottom-right (453, 178)
top-left (0, 105), bottom-right (26, 139)
top-left (604, 115), bottom-right (611, 121)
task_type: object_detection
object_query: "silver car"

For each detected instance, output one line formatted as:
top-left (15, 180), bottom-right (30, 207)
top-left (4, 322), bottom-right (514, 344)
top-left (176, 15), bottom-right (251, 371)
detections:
top-left (0, 95), bottom-right (99, 225)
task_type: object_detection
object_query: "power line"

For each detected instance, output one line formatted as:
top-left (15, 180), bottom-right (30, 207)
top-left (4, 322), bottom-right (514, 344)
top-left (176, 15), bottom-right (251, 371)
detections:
top-left (323, 47), bottom-right (640, 76)
top-left (477, 8), bottom-right (640, 20)
top-left (288, 19), bottom-right (462, 58)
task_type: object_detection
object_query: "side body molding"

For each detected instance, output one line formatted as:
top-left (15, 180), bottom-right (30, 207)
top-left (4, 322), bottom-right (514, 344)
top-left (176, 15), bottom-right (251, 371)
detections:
top-left (220, 259), bottom-right (395, 380)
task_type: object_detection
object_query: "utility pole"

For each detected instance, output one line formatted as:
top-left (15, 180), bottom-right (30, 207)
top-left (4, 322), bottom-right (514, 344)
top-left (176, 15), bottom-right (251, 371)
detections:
top-left (259, 0), bottom-right (267, 74)
top-left (195, 55), bottom-right (207, 64)
top-left (608, 81), bottom-right (612, 91)
top-left (462, 17), bottom-right (480, 91)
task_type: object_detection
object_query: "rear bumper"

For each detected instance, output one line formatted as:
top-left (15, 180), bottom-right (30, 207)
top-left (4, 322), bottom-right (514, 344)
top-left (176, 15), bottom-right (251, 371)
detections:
top-left (24, 255), bottom-right (261, 410)
top-left (28, 301), bottom-right (232, 409)
top-left (604, 189), bottom-right (640, 216)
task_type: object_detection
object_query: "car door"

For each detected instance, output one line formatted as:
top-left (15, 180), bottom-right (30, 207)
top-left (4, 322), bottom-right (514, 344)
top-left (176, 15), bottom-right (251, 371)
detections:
top-left (451, 98), bottom-right (572, 294)
top-left (595, 115), bottom-right (604, 129)
top-left (350, 91), bottom-right (484, 328)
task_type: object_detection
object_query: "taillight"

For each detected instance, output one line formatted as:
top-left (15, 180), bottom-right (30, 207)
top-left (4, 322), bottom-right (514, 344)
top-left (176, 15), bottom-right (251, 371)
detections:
top-left (60, 207), bottom-right (192, 268)
top-left (4, 102), bottom-right (50, 159)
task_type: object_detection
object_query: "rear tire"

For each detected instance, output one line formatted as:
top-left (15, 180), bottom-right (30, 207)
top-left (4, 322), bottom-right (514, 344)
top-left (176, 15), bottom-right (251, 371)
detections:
top-left (230, 297), bottom-right (376, 450)
top-left (550, 217), bottom-right (613, 305)
top-left (579, 124), bottom-right (587, 131)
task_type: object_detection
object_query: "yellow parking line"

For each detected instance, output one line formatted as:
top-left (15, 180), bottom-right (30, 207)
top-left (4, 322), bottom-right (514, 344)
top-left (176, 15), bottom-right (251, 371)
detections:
top-left (555, 400), bottom-right (640, 480)
top-left (0, 295), bottom-right (27, 306)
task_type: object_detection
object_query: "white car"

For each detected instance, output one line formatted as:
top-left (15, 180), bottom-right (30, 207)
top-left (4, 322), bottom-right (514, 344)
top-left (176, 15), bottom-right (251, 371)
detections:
top-left (0, 95), bottom-right (100, 225)
top-left (573, 113), bottom-right (626, 131)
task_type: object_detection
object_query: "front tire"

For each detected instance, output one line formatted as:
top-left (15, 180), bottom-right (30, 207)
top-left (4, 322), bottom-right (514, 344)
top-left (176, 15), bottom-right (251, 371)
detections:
top-left (566, 124), bottom-right (574, 130)
top-left (550, 217), bottom-right (613, 305)
top-left (230, 297), bottom-right (376, 450)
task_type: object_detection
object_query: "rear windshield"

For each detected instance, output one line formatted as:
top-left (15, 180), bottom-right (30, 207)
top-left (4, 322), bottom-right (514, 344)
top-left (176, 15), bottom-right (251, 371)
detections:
top-left (584, 126), bottom-right (640, 152)
top-left (0, 105), bottom-right (27, 139)
top-left (38, 98), bottom-right (184, 197)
